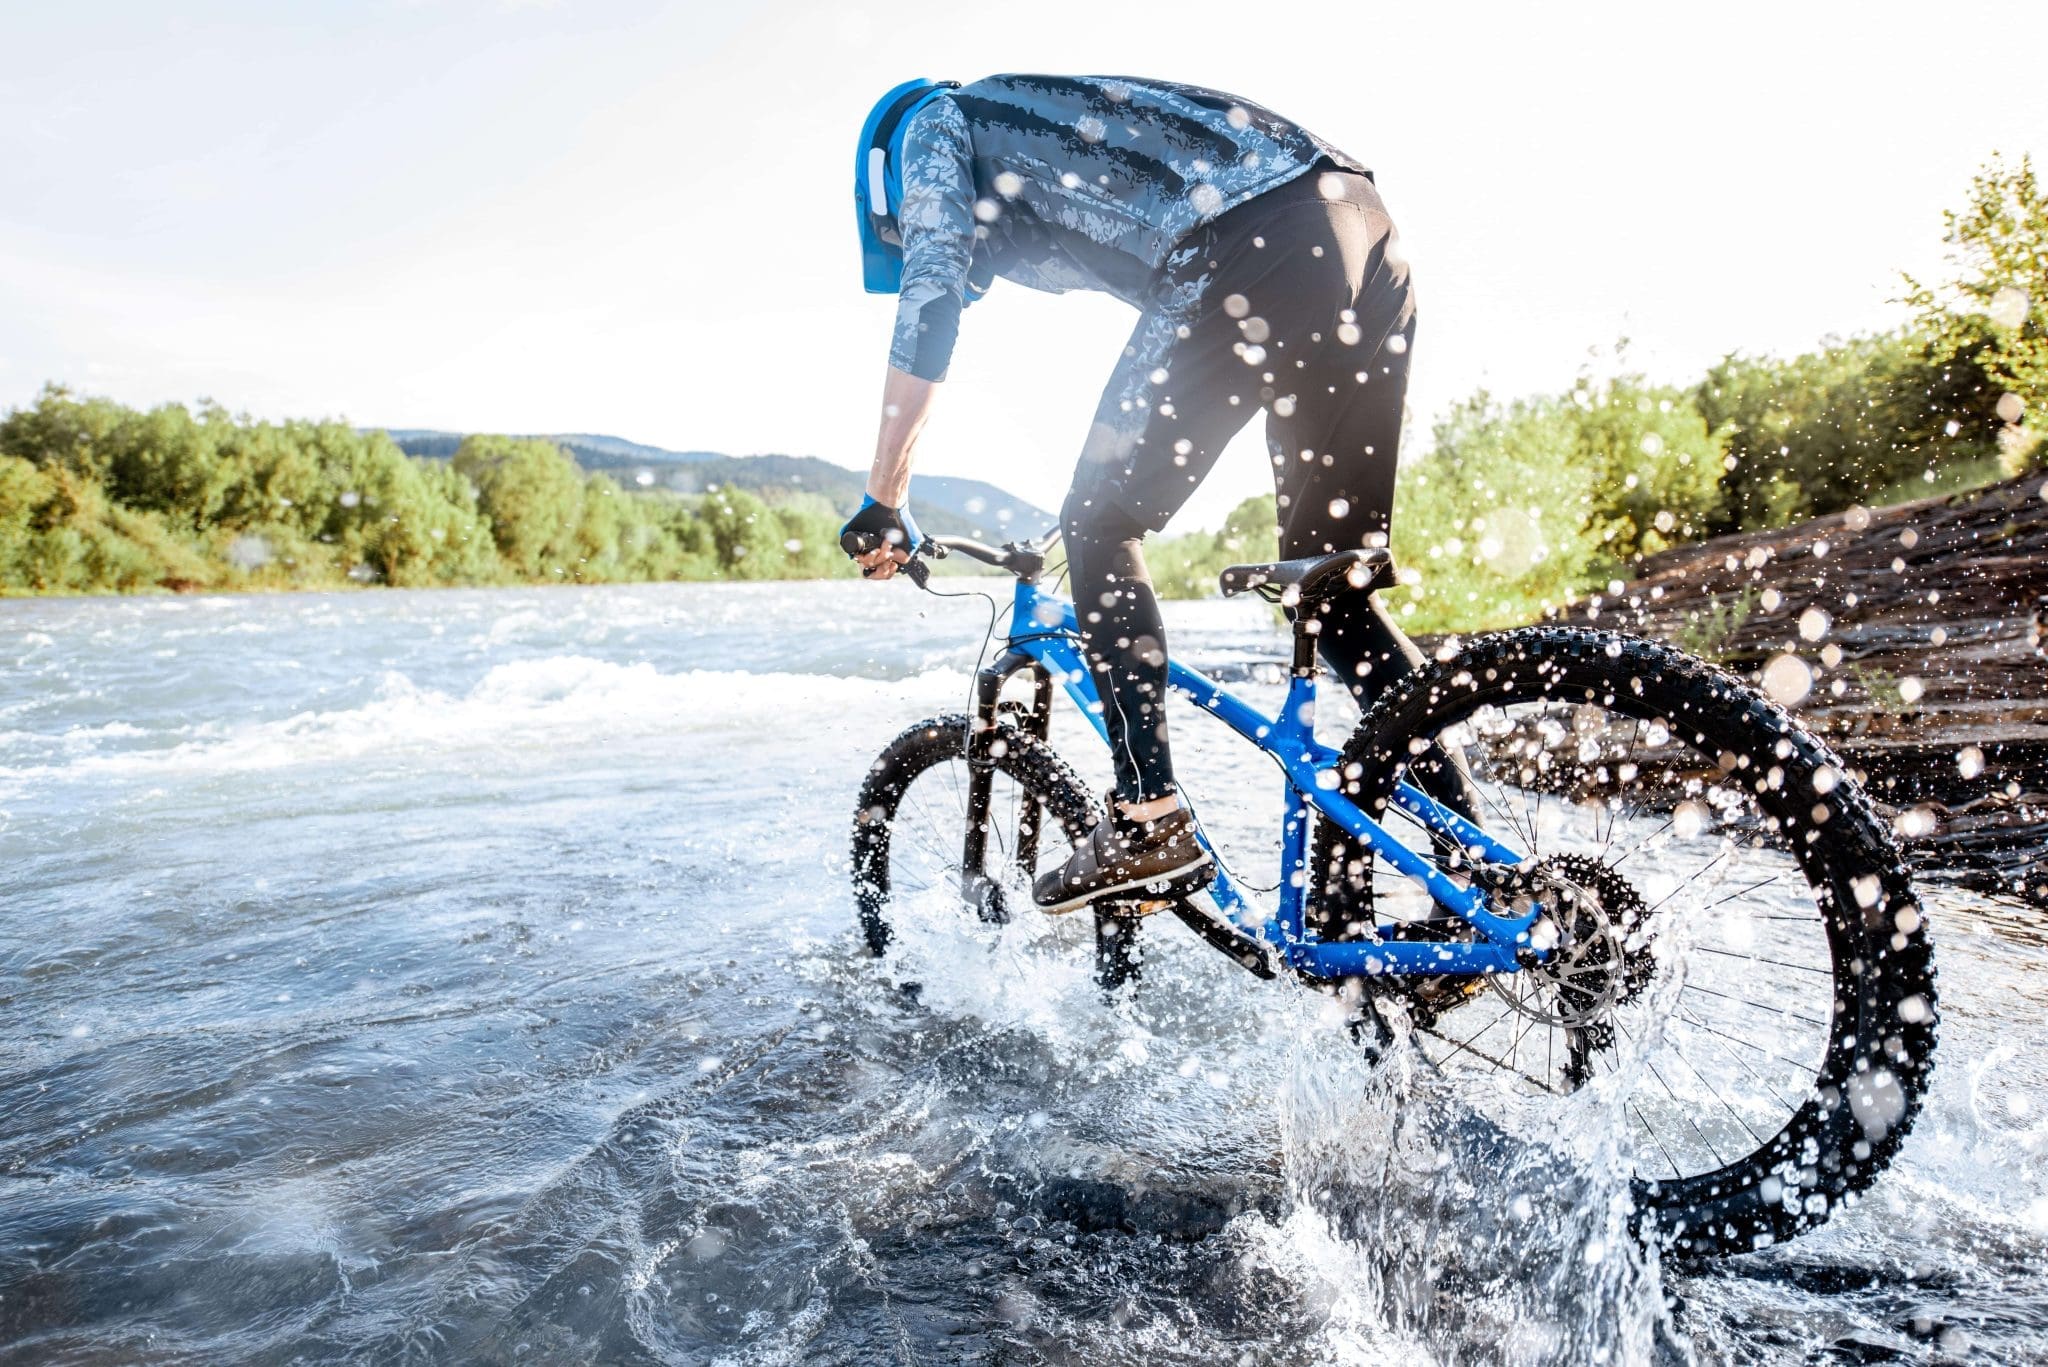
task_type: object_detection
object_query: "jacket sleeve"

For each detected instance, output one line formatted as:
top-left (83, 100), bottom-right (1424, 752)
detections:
top-left (889, 98), bottom-right (977, 381)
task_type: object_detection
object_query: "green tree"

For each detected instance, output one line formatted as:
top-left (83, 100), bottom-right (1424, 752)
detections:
top-left (451, 435), bottom-right (587, 578)
top-left (1904, 153), bottom-right (2048, 474)
top-left (1389, 374), bottom-right (1724, 629)
top-left (695, 485), bottom-right (787, 577)
top-left (1697, 331), bottom-right (2004, 530)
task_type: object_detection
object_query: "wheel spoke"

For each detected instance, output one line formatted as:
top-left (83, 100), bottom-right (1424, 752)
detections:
top-left (1335, 672), bottom-right (1875, 1216)
top-left (1680, 981), bottom-right (1827, 1030)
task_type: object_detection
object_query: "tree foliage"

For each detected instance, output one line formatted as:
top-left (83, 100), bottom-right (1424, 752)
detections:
top-left (1697, 331), bottom-right (2005, 529)
top-left (0, 387), bottom-right (854, 595)
top-left (1903, 153), bottom-right (2047, 474)
top-left (1384, 375), bottom-right (1723, 629)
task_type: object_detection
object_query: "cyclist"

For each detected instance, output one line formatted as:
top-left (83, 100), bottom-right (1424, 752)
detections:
top-left (842, 75), bottom-right (1430, 913)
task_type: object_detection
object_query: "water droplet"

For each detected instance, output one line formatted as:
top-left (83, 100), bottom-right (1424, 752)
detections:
top-left (1761, 654), bottom-right (1813, 705)
top-left (1223, 293), bottom-right (1250, 319)
top-left (1958, 745), bottom-right (1985, 780)
top-left (1798, 607), bottom-right (1831, 642)
top-left (1328, 498), bottom-right (1350, 519)
top-left (1989, 285), bottom-right (2030, 330)
top-left (1894, 805), bottom-right (1938, 838)
top-left (1672, 799), bottom-right (1709, 839)
top-left (227, 535), bottom-right (274, 571)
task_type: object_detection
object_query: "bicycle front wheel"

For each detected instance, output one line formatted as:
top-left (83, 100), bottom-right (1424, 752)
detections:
top-left (851, 714), bottom-right (1099, 956)
top-left (1320, 626), bottom-right (1936, 1259)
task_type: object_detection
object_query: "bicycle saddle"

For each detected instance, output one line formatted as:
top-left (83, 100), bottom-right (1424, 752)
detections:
top-left (1217, 548), bottom-right (1394, 608)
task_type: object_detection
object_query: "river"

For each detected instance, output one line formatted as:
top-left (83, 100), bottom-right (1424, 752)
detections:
top-left (2, 581), bottom-right (2042, 1364)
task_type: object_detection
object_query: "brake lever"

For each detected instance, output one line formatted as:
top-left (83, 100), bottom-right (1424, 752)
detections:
top-left (850, 537), bottom-right (943, 588)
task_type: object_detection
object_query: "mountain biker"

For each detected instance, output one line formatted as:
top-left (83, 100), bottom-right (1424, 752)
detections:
top-left (841, 74), bottom-right (1432, 914)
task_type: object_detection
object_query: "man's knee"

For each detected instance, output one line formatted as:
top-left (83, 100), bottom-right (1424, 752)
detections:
top-left (1061, 487), bottom-right (1149, 553)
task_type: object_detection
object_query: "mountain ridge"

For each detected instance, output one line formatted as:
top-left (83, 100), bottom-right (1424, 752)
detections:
top-left (375, 429), bottom-right (1056, 542)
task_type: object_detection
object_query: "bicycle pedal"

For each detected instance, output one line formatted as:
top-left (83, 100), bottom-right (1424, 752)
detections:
top-left (1091, 897), bottom-right (1172, 917)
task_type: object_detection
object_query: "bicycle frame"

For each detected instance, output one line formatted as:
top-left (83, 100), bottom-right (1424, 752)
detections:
top-left (962, 572), bottom-right (1544, 983)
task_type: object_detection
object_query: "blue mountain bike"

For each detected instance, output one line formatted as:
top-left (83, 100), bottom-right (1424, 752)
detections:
top-left (850, 531), bottom-right (1936, 1259)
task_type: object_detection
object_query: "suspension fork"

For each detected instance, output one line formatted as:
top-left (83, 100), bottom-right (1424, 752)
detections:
top-left (962, 650), bottom-right (1055, 917)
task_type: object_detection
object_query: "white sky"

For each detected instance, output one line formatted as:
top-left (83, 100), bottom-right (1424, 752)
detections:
top-left (3, 0), bottom-right (2044, 529)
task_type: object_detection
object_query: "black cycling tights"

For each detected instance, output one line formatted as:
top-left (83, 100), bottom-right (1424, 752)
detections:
top-left (1058, 164), bottom-right (1442, 811)
top-left (1061, 491), bottom-right (1429, 808)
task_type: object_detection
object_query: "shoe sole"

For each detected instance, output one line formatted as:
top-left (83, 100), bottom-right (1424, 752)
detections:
top-left (1036, 853), bottom-right (1215, 916)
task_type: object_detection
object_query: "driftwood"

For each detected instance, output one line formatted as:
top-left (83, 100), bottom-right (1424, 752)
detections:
top-left (1573, 473), bottom-right (2048, 903)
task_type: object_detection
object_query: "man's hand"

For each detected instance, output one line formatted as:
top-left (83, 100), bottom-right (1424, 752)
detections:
top-left (839, 496), bottom-right (923, 582)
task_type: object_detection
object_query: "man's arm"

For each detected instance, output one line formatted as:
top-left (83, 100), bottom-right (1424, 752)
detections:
top-left (854, 365), bottom-right (940, 580)
top-left (851, 95), bottom-right (975, 581)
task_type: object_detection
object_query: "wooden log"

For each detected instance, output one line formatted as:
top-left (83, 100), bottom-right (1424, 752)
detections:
top-left (1569, 473), bottom-right (2048, 903)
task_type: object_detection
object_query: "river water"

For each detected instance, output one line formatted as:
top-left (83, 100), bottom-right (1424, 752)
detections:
top-left (1, 581), bottom-right (2042, 1365)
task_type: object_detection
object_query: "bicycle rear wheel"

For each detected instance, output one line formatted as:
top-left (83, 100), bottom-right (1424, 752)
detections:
top-left (852, 714), bottom-right (1098, 955)
top-left (1317, 626), bottom-right (1936, 1258)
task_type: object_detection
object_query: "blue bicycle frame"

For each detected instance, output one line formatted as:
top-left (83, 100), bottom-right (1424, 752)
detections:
top-left (964, 569), bottom-right (1543, 983)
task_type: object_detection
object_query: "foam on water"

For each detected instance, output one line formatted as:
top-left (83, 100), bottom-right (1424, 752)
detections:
top-left (0, 658), bottom-right (972, 792)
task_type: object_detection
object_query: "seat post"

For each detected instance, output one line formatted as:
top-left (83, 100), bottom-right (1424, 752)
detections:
top-left (1291, 613), bottom-right (1321, 679)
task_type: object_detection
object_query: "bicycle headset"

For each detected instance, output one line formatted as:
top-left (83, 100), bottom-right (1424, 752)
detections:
top-left (854, 78), bottom-right (960, 294)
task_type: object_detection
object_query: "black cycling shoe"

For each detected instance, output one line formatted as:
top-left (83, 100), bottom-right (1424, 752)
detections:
top-left (1033, 803), bottom-right (1213, 914)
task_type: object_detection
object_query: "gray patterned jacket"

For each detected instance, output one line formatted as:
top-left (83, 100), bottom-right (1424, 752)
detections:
top-left (889, 74), bottom-right (1368, 381)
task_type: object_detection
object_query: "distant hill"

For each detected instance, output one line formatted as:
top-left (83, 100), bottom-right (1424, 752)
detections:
top-left (376, 429), bottom-right (1055, 542)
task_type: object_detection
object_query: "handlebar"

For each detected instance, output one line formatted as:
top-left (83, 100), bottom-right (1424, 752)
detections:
top-left (842, 526), bottom-right (1062, 590)
top-left (929, 529), bottom-right (1061, 583)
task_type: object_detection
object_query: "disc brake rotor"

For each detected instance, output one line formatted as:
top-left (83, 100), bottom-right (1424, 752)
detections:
top-left (1487, 854), bottom-right (1654, 1028)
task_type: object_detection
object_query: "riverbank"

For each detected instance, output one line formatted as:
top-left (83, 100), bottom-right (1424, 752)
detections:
top-left (1583, 472), bottom-right (2048, 902)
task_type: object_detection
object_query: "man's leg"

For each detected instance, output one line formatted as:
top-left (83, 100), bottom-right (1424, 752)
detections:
top-left (1059, 252), bottom-right (1275, 814)
top-left (1060, 492), bottom-right (1177, 812)
top-left (1035, 491), bottom-right (1216, 911)
top-left (1035, 250), bottom-right (1270, 910)
top-left (1258, 176), bottom-right (1479, 922)
top-left (1268, 312), bottom-right (1434, 713)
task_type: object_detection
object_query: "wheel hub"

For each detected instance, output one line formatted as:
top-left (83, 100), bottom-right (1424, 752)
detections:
top-left (1490, 854), bottom-right (1654, 1028)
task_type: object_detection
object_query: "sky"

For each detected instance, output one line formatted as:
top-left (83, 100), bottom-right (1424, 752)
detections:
top-left (2, 0), bottom-right (2044, 530)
